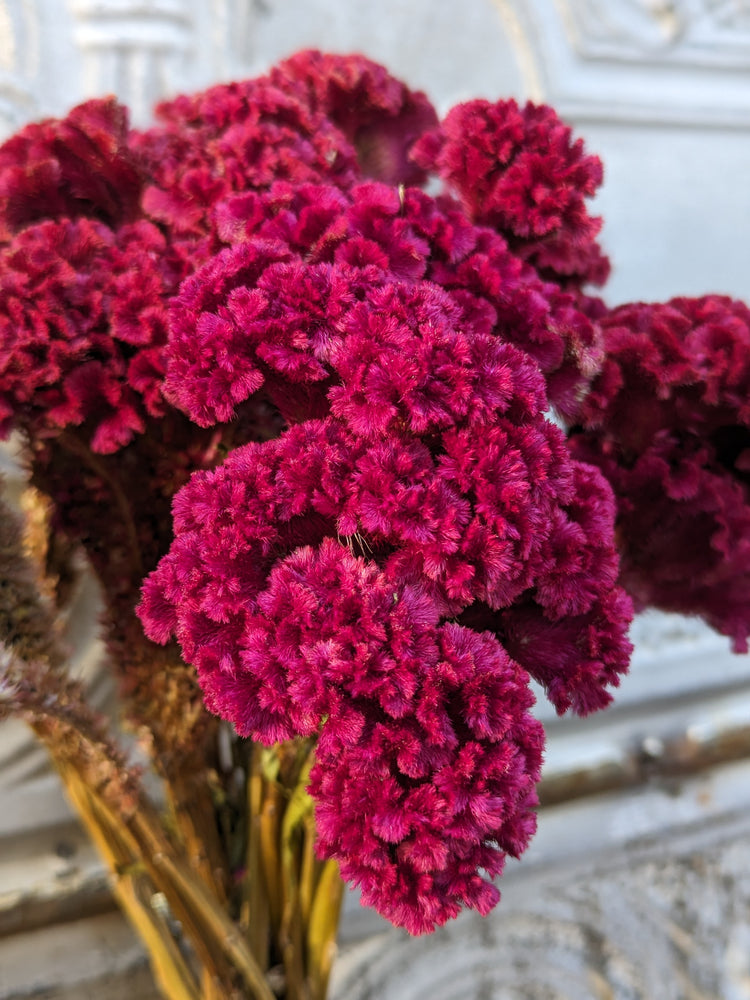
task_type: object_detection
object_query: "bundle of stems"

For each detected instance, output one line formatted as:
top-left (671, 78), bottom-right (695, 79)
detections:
top-left (0, 483), bottom-right (343, 1000)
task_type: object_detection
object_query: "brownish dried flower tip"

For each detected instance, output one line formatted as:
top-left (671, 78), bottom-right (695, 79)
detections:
top-left (0, 479), bottom-right (63, 668)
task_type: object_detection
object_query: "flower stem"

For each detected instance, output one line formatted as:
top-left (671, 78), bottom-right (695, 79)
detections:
top-left (58, 761), bottom-right (202, 1000)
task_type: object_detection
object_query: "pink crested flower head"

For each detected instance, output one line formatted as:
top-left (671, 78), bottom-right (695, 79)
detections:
top-left (145, 190), bottom-right (631, 720)
top-left (140, 510), bottom-right (545, 933)
top-left (91, 54), bottom-right (637, 934)
top-left (310, 621), bottom-right (544, 934)
top-left (570, 295), bottom-right (750, 651)
top-left (131, 76), bottom-right (359, 246)
top-left (164, 180), bottom-right (604, 428)
top-left (412, 98), bottom-right (609, 288)
top-left (0, 215), bottom-right (191, 452)
top-left (269, 50), bottom-right (439, 186)
top-left (0, 98), bottom-right (143, 243)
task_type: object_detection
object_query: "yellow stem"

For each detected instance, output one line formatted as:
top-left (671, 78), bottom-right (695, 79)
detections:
top-left (307, 860), bottom-right (344, 1000)
top-left (58, 763), bottom-right (201, 1000)
top-left (30, 713), bottom-right (271, 1000)
top-left (241, 745), bottom-right (270, 966)
top-left (128, 808), bottom-right (277, 1000)
top-left (258, 783), bottom-right (283, 934)
top-left (298, 812), bottom-right (317, 930)
top-left (279, 755), bottom-right (315, 1000)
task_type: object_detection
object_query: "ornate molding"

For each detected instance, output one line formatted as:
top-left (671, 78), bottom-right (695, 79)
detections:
top-left (508, 0), bottom-right (750, 126)
top-left (333, 763), bottom-right (750, 999)
top-left (560, 0), bottom-right (750, 67)
top-left (68, 1), bottom-right (194, 123)
top-left (0, 0), bottom-right (42, 138)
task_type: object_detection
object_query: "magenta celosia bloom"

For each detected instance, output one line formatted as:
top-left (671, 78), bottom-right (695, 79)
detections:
top-left (0, 216), bottom-right (190, 452)
top-left (569, 295), bottom-right (750, 651)
top-left (141, 401), bottom-right (631, 715)
top-left (131, 76), bottom-right (359, 249)
top-left (140, 169), bottom-right (632, 927)
top-left (140, 413), bottom-right (630, 928)
top-left (141, 489), bottom-right (547, 933)
top-left (0, 98), bottom-right (143, 243)
top-left (133, 49), bottom-right (438, 247)
top-left (269, 50), bottom-right (439, 187)
top-left (165, 180), bottom-right (603, 426)
top-left (0, 95), bottom-right (201, 454)
top-left (0, 55), bottom-right (637, 936)
top-left (412, 98), bottom-right (609, 289)
top-left (152, 173), bottom-right (630, 699)
top-left (146, 523), bottom-right (544, 934)
top-left (310, 618), bottom-right (543, 934)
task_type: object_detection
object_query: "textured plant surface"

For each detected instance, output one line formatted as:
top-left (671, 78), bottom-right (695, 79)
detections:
top-left (569, 295), bottom-right (750, 652)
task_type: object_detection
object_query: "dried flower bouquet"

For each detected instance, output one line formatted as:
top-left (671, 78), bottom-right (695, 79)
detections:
top-left (1, 50), bottom-right (749, 1000)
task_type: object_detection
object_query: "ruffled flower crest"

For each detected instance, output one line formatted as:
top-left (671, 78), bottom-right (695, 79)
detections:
top-left (412, 98), bottom-right (609, 289)
top-left (569, 295), bottom-right (750, 651)
top-left (0, 52), bottom-right (641, 937)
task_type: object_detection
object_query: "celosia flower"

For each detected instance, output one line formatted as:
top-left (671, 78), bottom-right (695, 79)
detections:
top-left (412, 98), bottom-right (609, 288)
top-left (140, 186), bottom-right (632, 922)
top-left (143, 526), bottom-right (546, 933)
top-left (141, 166), bottom-right (631, 927)
top-left (131, 77), bottom-right (359, 248)
top-left (165, 181), bottom-right (603, 426)
top-left (0, 216), bottom-right (190, 452)
top-left (310, 619), bottom-right (544, 934)
top-left (569, 295), bottom-right (750, 651)
top-left (269, 50), bottom-right (439, 186)
top-left (0, 98), bottom-right (143, 243)
top-left (0, 56), bottom-right (636, 937)
top-left (151, 172), bottom-right (630, 723)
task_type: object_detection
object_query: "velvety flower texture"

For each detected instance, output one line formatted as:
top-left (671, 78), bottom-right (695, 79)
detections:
top-left (132, 49), bottom-right (437, 252)
top-left (132, 76), bottom-right (358, 251)
top-left (269, 49), bottom-right (439, 186)
top-left (166, 180), bottom-right (603, 425)
top-left (310, 614), bottom-right (543, 934)
top-left (0, 215), bottom-right (190, 452)
top-left (141, 175), bottom-right (632, 931)
top-left (0, 56), bottom-right (634, 936)
top-left (412, 98), bottom-right (609, 289)
top-left (0, 97), bottom-right (199, 452)
top-left (569, 295), bottom-right (750, 652)
top-left (138, 421), bottom-right (551, 933)
top-left (0, 97), bottom-right (143, 244)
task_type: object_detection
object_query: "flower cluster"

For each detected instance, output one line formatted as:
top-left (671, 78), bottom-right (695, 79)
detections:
top-left (0, 215), bottom-right (191, 452)
top-left (0, 97), bottom-right (142, 244)
top-left (2, 53), bottom-right (642, 939)
top-left (138, 411), bottom-right (577, 931)
top-left (311, 611), bottom-right (543, 934)
top-left (132, 78), bottom-right (357, 252)
top-left (0, 53), bottom-right (442, 454)
top-left (412, 98), bottom-right (609, 288)
top-left (268, 49), bottom-right (439, 186)
top-left (141, 176), bottom-right (632, 930)
top-left (133, 49), bottom-right (437, 251)
top-left (0, 98), bottom-right (194, 453)
top-left (166, 180), bottom-right (603, 425)
top-left (569, 295), bottom-right (750, 651)
top-left (0, 96), bottom-right (233, 766)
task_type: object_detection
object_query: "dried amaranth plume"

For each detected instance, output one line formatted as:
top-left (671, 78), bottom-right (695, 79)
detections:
top-left (0, 481), bottom-right (62, 668)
